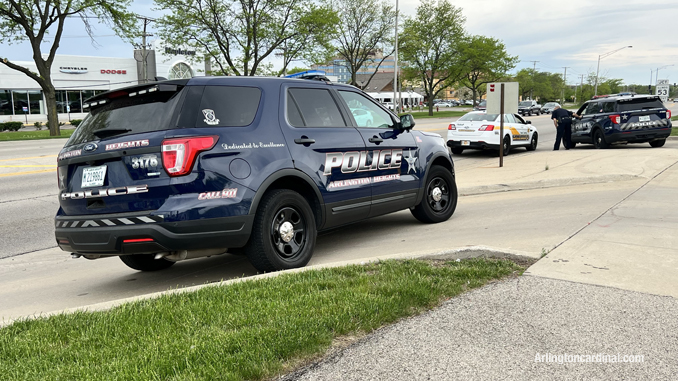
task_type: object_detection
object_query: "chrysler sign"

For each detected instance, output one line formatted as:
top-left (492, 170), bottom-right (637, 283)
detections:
top-left (60, 67), bottom-right (88, 74)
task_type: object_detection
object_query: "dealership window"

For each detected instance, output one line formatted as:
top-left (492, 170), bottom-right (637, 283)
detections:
top-left (0, 90), bottom-right (11, 116)
top-left (28, 91), bottom-right (43, 115)
top-left (68, 90), bottom-right (82, 113)
top-left (56, 90), bottom-right (68, 113)
top-left (12, 91), bottom-right (28, 115)
top-left (169, 62), bottom-right (193, 79)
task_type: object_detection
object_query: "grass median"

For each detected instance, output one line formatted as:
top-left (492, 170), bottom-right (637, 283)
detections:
top-left (0, 258), bottom-right (524, 381)
top-left (0, 129), bottom-right (75, 141)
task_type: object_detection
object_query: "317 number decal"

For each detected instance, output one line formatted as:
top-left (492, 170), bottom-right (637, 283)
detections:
top-left (131, 155), bottom-right (158, 169)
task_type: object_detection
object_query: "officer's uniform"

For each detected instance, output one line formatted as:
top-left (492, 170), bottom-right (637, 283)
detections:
top-left (551, 107), bottom-right (574, 150)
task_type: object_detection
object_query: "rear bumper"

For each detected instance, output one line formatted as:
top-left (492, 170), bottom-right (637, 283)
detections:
top-left (607, 127), bottom-right (672, 144)
top-left (55, 213), bottom-right (254, 255)
top-left (447, 140), bottom-right (499, 150)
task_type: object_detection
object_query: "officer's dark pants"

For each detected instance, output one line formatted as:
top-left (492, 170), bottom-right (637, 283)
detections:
top-left (554, 123), bottom-right (572, 150)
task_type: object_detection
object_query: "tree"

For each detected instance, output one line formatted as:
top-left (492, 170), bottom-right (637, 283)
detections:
top-left (0, 0), bottom-right (137, 136)
top-left (155, 0), bottom-right (338, 77)
top-left (514, 69), bottom-right (568, 102)
top-left (459, 35), bottom-right (517, 106)
top-left (333, 0), bottom-right (396, 87)
top-left (400, 0), bottom-right (467, 115)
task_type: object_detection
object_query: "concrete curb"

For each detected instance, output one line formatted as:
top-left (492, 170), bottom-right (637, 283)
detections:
top-left (458, 174), bottom-right (642, 196)
top-left (668, 136), bottom-right (678, 140)
top-left (0, 245), bottom-right (536, 328)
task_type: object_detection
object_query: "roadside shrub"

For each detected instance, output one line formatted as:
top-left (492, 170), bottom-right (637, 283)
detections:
top-left (70, 119), bottom-right (83, 127)
top-left (1, 122), bottom-right (23, 131)
top-left (34, 121), bottom-right (43, 131)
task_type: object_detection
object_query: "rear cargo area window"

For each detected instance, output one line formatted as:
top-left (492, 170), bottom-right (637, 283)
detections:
top-left (617, 99), bottom-right (664, 112)
top-left (66, 89), bottom-right (184, 145)
top-left (195, 86), bottom-right (261, 127)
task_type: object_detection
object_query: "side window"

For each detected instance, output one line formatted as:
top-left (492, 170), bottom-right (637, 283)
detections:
top-left (504, 114), bottom-right (516, 123)
top-left (338, 90), bottom-right (393, 128)
top-left (577, 104), bottom-right (587, 116)
top-left (584, 102), bottom-right (600, 115)
top-left (602, 102), bottom-right (615, 113)
top-left (514, 114), bottom-right (527, 124)
top-left (287, 88), bottom-right (346, 127)
top-left (196, 86), bottom-right (261, 127)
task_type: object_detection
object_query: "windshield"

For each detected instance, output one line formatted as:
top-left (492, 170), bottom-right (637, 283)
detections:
top-left (617, 98), bottom-right (664, 112)
top-left (479, 101), bottom-right (487, 106)
top-left (544, 103), bottom-right (558, 107)
top-left (66, 88), bottom-right (184, 146)
top-left (519, 101), bottom-right (532, 106)
top-left (458, 113), bottom-right (498, 122)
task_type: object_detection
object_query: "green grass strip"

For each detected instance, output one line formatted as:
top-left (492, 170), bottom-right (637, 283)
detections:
top-left (0, 129), bottom-right (74, 141)
top-left (402, 110), bottom-right (467, 119)
top-left (0, 258), bottom-right (522, 381)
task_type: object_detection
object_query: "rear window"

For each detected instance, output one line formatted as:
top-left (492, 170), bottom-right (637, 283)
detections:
top-left (66, 89), bottom-right (184, 146)
top-left (194, 86), bottom-right (261, 127)
top-left (458, 113), bottom-right (498, 122)
top-left (617, 98), bottom-right (664, 112)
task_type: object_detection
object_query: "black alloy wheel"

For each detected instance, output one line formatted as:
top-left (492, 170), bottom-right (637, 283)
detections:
top-left (245, 189), bottom-right (316, 272)
top-left (451, 147), bottom-right (464, 155)
top-left (502, 135), bottom-right (511, 155)
top-left (650, 139), bottom-right (666, 148)
top-left (593, 129), bottom-right (608, 149)
top-left (526, 133), bottom-right (538, 151)
top-left (411, 166), bottom-right (458, 223)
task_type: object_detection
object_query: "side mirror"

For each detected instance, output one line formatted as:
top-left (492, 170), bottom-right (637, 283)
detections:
top-left (399, 114), bottom-right (416, 130)
top-left (526, 121), bottom-right (532, 124)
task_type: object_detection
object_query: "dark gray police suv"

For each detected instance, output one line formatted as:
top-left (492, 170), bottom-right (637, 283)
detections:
top-left (571, 95), bottom-right (671, 149)
top-left (55, 77), bottom-right (458, 273)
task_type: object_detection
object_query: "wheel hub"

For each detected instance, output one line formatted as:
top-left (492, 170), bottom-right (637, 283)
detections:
top-left (431, 187), bottom-right (443, 202)
top-left (279, 221), bottom-right (294, 243)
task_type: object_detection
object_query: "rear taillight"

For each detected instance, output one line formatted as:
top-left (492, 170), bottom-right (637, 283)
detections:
top-left (161, 136), bottom-right (218, 176)
top-left (479, 125), bottom-right (495, 131)
top-left (448, 124), bottom-right (456, 130)
top-left (667, 110), bottom-right (672, 119)
top-left (608, 115), bottom-right (621, 124)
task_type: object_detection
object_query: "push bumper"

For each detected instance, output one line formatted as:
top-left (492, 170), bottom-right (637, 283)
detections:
top-left (54, 213), bottom-right (254, 255)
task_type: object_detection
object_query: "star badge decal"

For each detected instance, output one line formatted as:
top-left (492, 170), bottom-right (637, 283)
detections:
top-left (404, 149), bottom-right (417, 174)
top-left (622, 114), bottom-right (628, 121)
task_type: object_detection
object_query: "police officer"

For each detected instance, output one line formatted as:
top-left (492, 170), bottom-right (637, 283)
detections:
top-left (551, 105), bottom-right (580, 150)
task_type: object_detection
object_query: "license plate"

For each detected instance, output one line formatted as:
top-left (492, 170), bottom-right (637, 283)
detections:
top-left (459, 129), bottom-right (475, 132)
top-left (461, 141), bottom-right (471, 146)
top-left (639, 115), bottom-right (650, 122)
top-left (81, 165), bottom-right (107, 188)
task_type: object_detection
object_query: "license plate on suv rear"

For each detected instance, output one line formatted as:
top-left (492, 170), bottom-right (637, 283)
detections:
top-left (82, 165), bottom-right (107, 188)
top-left (639, 115), bottom-right (650, 122)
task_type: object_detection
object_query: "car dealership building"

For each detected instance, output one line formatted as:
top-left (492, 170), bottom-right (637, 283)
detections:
top-left (0, 40), bottom-right (204, 122)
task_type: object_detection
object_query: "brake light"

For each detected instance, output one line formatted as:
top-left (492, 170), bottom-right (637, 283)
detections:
top-left (667, 110), bottom-right (672, 119)
top-left (161, 136), bottom-right (218, 176)
top-left (448, 124), bottom-right (456, 130)
top-left (609, 115), bottom-right (620, 124)
top-left (479, 125), bottom-right (494, 131)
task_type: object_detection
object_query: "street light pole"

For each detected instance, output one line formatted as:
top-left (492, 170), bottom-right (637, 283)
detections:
top-left (594, 45), bottom-right (632, 96)
top-left (393, 0), bottom-right (399, 114)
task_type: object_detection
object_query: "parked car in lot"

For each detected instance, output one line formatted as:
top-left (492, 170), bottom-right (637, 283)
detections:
top-left (473, 100), bottom-right (487, 112)
top-left (463, 100), bottom-right (473, 105)
top-left (55, 77), bottom-right (458, 273)
top-left (446, 111), bottom-right (538, 155)
top-left (541, 102), bottom-right (560, 114)
top-left (571, 94), bottom-right (672, 149)
top-left (518, 100), bottom-right (542, 116)
top-left (437, 101), bottom-right (455, 107)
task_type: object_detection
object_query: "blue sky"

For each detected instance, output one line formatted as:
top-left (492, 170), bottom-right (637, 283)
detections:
top-left (2, 0), bottom-right (677, 86)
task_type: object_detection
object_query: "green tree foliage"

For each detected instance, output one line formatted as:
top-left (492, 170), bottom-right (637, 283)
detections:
top-left (155, 0), bottom-right (339, 77)
top-left (459, 35), bottom-right (518, 106)
top-left (513, 68), bottom-right (578, 102)
top-left (572, 72), bottom-right (623, 105)
top-left (333, 0), bottom-right (396, 87)
top-left (400, 0), bottom-right (467, 116)
top-left (0, 0), bottom-right (138, 136)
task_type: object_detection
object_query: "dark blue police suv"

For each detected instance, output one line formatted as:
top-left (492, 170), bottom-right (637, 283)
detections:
top-left (55, 77), bottom-right (457, 272)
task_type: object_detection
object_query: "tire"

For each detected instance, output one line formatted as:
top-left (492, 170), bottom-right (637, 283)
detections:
top-left (119, 254), bottom-right (175, 272)
top-left (650, 139), bottom-right (666, 148)
top-left (568, 142), bottom-right (577, 149)
top-left (501, 135), bottom-right (511, 155)
top-left (451, 147), bottom-right (464, 155)
top-left (526, 132), bottom-right (538, 151)
top-left (411, 166), bottom-right (458, 223)
top-left (592, 129), bottom-right (608, 149)
top-left (528, 110), bottom-right (532, 116)
top-left (244, 189), bottom-right (317, 272)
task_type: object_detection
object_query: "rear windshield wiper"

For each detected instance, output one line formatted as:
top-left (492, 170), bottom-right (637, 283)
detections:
top-left (92, 128), bottom-right (132, 138)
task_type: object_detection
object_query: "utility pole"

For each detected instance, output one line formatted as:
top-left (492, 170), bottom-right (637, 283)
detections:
top-left (136, 16), bottom-right (155, 83)
top-left (528, 61), bottom-right (539, 100)
top-left (393, 0), bottom-right (399, 114)
top-left (562, 67), bottom-right (569, 103)
top-left (576, 74), bottom-right (584, 104)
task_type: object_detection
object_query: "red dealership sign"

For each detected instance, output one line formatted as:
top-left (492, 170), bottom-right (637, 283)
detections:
top-left (101, 69), bottom-right (127, 74)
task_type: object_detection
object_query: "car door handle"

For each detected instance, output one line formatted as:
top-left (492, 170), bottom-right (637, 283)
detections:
top-left (294, 137), bottom-right (316, 145)
top-left (369, 136), bottom-right (383, 144)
